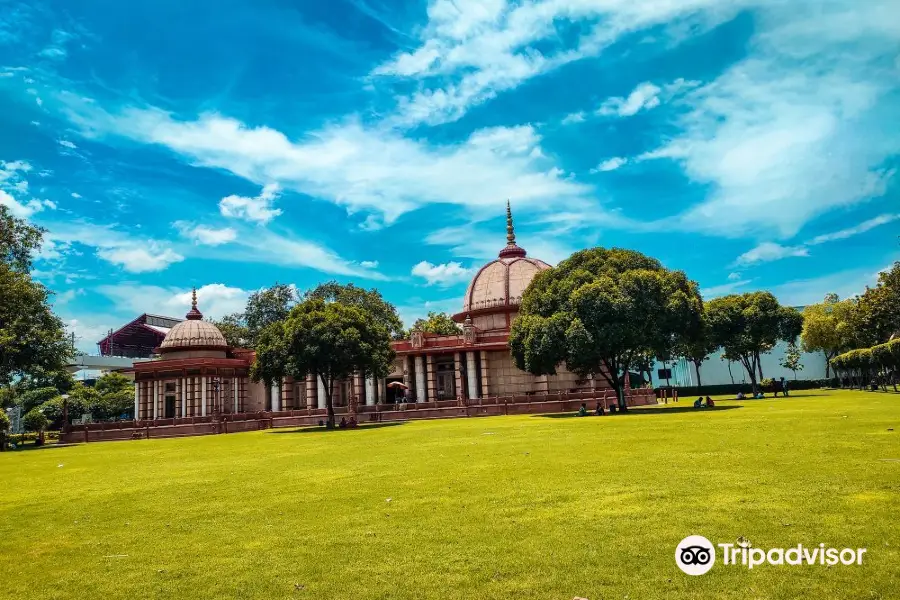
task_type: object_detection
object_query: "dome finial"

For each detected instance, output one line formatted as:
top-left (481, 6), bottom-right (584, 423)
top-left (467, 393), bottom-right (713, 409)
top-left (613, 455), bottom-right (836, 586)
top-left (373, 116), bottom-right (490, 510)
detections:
top-left (186, 286), bottom-right (203, 320)
top-left (498, 200), bottom-right (526, 258)
top-left (506, 199), bottom-right (515, 245)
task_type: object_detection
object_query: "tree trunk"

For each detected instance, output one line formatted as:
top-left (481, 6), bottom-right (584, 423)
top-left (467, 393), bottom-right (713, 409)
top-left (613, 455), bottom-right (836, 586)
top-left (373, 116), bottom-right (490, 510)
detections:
top-left (741, 354), bottom-right (759, 395)
top-left (694, 361), bottom-right (703, 392)
top-left (756, 352), bottom-right (764, 380)
top-left (824, 352), bottom-right (831, 378)
top-left (727, 361), bottom-right (735, 385)
top-left (320, 373), bottom-right (336, 429)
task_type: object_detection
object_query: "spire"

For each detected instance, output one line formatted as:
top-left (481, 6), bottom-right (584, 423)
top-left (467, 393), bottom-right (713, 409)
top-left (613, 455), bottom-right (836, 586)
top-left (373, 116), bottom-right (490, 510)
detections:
top-left (498, 200), bottom-right (527, 258)
top-left (506, 199), bottom-right (515, 245)
top-left (185, 286), bottom-right (203, 320)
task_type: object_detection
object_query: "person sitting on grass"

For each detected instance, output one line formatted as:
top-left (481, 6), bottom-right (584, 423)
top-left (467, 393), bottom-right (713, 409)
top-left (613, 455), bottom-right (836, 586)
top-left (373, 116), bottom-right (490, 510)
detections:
top-left (737, 391), bottom-right (745, 400)
top-left (694, 397), bottom-right (703, 408)
top-left (595, 403), bottom-right (604, 416)
top-left (706, 396), bottom-right (715, 407)
top-left (578, 403), bottom-right (588, 417)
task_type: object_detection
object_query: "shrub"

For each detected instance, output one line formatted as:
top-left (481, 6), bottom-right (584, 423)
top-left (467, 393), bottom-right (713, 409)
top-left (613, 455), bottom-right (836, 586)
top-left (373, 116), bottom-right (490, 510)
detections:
top-left (0, 410), bottom-right (9, 432)
top-left (22, 409), bottom-right (49, 433)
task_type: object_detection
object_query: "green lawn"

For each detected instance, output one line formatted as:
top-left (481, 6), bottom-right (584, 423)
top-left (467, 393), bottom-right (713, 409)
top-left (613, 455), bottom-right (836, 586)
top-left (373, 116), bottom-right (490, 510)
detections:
top-left (1, 390), bottom-right (898, 599)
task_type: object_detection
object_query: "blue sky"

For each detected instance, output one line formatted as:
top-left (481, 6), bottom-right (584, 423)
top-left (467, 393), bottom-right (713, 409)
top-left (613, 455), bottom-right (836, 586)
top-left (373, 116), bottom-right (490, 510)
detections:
top-left (1, 0), bottom-right (898, 353)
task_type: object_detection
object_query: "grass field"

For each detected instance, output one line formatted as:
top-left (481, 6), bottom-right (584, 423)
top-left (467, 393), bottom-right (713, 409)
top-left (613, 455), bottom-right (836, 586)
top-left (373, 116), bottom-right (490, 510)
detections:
top-left (1, 390), bottom-right (898, 599)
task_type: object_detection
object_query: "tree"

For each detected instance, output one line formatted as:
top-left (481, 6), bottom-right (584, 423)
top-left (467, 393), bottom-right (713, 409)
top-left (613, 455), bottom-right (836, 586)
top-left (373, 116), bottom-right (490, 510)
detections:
top-left (209, 313), bottom-right (251, 348)
top-left (858, 262), bottom-right (900, 344)
top-left (780, 341), bottom-right (804, 380)
top-left (0, 204), bottom-right (44, 272)
top-left (509, 247), bottom-right (703, 410)
top-left (801, 294), bottom-right (868, 377)
top-left (0, 207), bottom-right (72, 388)
top-left (304, 281), bottom-right (405, 340)
top-left (16, 387), bottom-right (59, 414)
top-left (706, 292), bottom-right (803, 395)
top-left (408, 312), bottom-right (461, 336)
top-left (674, 312), bottom-right (718, 390)
top-left (93, 373), bottom-right (135, 419)
top-left (252, 297), bottom-right (395, 428)
top-left (22, 408), bottom-right (49, 444)
top-left (245, 283), bottom-right (298, 348)
top-left (0, 409), bottom-right (9, 451)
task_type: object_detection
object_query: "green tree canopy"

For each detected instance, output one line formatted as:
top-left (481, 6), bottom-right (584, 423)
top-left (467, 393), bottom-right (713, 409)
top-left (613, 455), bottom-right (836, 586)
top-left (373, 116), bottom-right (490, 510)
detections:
top-left (509, 247), bottom-right (703, 409)
top-left (209, 313), bottom-right (251, 348)
top-left (801, 293), bottom-right (869, 376)
top-left (0, 204), bottom-right (44, 272)
top-left (408, 312), bottom-right (461, 336)
top-left (857, 262), bottom-right (900, 344)
top-left (304, 281), bottom-right (405, 340)
top-left (0, 207), bottom-right (72, 388)
top-left (22, 408), bottom-right (49, 433)
top-left (706, 292), bottom-right (803, 394)
top-left (780, 341), bottom-right (804, 380)
top-left (245, 283), bottom-right (298, 348)
top-left (251, 297), bottom-right (395, 428)
top-left (673, 311), bottom-right (718, 390)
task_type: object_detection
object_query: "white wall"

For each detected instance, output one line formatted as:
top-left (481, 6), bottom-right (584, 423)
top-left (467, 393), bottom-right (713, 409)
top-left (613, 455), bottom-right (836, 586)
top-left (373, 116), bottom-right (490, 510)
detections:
top-left (651, 341), bottom-right (828, 387)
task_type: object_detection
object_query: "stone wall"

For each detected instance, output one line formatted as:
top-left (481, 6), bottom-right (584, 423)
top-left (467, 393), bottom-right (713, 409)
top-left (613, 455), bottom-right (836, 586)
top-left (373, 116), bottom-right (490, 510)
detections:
top-left (484, 350), bottom-right (600, 395)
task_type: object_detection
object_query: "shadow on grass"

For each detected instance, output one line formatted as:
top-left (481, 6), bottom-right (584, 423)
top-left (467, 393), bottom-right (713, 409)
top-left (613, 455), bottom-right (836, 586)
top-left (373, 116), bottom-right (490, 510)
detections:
top-left (535, 405), bottom-right (743, 418)
top-left (268, 422), bottom-right (405, 434)
top-left (3, 442), bottom-right (79, 452)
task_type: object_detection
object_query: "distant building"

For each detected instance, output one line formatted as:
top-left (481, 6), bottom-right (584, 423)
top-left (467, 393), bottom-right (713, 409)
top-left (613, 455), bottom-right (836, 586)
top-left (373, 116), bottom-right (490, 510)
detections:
top-left (97, 314), bottom-right (183, 358)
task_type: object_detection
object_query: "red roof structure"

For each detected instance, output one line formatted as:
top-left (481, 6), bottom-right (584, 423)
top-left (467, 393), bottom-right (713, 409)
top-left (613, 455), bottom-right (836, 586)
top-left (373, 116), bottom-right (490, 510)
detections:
top-left (97, 313), bottom-right (183, 358)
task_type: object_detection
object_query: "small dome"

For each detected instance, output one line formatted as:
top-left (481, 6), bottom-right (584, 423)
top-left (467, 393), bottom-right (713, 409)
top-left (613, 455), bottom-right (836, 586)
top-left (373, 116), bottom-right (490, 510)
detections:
top-left (455, 202), bottom-right (550, 319)
top-left (159, 288), bottom-right (228, 352)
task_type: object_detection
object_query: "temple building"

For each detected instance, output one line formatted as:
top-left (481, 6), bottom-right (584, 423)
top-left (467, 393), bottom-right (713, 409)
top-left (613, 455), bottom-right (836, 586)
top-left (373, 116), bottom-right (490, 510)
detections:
top-left (62, 204), bottom-right (654, 443)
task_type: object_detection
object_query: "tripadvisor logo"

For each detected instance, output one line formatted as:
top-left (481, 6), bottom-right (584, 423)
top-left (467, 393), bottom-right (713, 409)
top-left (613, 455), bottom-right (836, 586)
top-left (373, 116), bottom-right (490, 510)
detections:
top-left (675, 536), bottom-right (867, 575)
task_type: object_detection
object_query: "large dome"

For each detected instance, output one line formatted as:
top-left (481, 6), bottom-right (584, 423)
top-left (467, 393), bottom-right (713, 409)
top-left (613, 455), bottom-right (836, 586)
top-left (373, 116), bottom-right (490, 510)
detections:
top-left (159, 289), bottom-right (228, 352)
top-left (454, 202), bottom-right (551, 320)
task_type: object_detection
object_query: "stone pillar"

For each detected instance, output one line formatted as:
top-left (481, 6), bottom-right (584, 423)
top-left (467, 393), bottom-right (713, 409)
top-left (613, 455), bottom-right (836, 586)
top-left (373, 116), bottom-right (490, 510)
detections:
top-left (180, 377), bottom-right (187, 418)
top-left (233, 377), bottom-right (239, 413)
top-left (201, 376), bottom-right (208, 417)
top-left (305, 375), bottom-right (315, 409)
top-left (365, 376), bottom-right (375, 406)
top-left (153, 380), bottom-right (159, 420)
top-left (426, 355), bottom-right (437, 401)
top-left (414, 355), bottom-right (426, 402)
top-left (454, 353), bottom-right (465, 401)
top-left (133, 383), bottom-right (139, 420)
top-left (467, 352), bottom-right (479, 399)
top-left (282, 376), bottom-right (294, 410)
top-left (480, 352), bottom-right (490, 398)
top-left (317, 376), bottom-right (327, 409)
top-left (271, 380), bottom-right (281, 412)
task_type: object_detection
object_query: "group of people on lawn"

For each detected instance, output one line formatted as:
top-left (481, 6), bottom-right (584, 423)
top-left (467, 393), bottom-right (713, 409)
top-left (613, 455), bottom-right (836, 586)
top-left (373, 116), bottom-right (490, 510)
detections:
top-left (575, 376), bottom-right (794, 416)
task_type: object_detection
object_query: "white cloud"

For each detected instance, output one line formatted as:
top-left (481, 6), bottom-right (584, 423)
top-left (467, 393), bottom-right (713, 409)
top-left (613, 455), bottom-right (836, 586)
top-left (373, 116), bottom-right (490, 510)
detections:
top-left (67, 106), bottom-right (590, 224)
top-left (639, 0), bottom-right (900, 238)
top-left (809, 213), bottom-right (900, 245)
top-left (65, 317), bottom-right (116, 353)
top-left (219, 183), bottom-right (283, 225)
top-left (54, 288), bottom-right (84, 306)
top-left (734, 242), bottom-right (809, 266)
top-left (359, 260), bottom-right (379, 268)
top-left (97, 283), bottom-right (251, 321)
top-left (47, 220), bottom-right (184, 273)
top-left (591, 157), bottom-right (627, 173)
top-left (71, 192), bottom-right (81, 198)
top-left (173, 220), bottom-right (238, 246)
top-left (598, 82), bottom-right (662, 117)
top-left (371, 0), bottom-right (739, 127)
top-left (411, 260), bottom-right (473, 286)
top-left (58, 139), bottom-right (77, 149)
top-left (727, 272), bottom-right (742, 281)
top-left (0, 190), bottom-right (55, 219)
top-left (561, 111), bottom-right (586, 125)
top-left (96, 245), bottom-right (184, 273)
top-left (597, 78), bottom-right (700, 117)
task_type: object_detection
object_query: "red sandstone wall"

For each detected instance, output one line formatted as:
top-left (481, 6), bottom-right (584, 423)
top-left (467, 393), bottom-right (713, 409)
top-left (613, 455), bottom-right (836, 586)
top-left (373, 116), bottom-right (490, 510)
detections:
top-left (59, 389), bottom-right (657, 443)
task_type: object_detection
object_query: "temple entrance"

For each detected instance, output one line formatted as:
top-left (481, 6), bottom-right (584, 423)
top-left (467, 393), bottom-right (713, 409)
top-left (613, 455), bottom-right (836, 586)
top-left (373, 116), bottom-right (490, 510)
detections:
top-left (436, 361), bottom-right (456, 400)
top-left (165, 396), bottom-right (176, 418)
